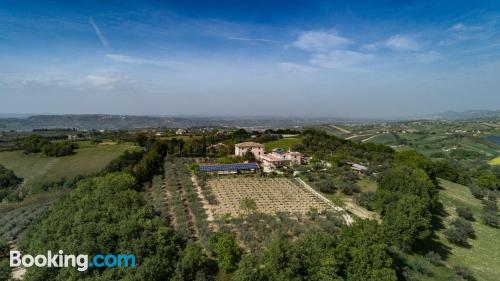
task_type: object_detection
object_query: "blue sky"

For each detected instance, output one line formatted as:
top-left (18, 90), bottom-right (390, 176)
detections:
top-left (1, 0), bottom-right (499, 118)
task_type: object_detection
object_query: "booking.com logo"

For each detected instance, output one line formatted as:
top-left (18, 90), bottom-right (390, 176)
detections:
top-left (10, 250), bottom-right (136, 272)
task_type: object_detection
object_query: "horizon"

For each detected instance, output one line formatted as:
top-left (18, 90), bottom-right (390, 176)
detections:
top-left (1, 0), bottom-right (500, 117)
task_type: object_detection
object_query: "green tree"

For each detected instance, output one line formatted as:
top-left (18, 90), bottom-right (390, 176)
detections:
top-left (382, 195), bottom-right (432, 250)
top-left (375, 165), bottom-right (438, 212)
top-left (173, 241), bottom-right (211, 281)
top-left (477, 171), bottom-right (497, 190)
top-left (243, 149), bottom-right (256, 162)
top-left (336, 220), bottom-right (397, 281)
top-left (208, 232), bottom-right (242, 273)
top-left (20, 173), bottom-right (183, 281)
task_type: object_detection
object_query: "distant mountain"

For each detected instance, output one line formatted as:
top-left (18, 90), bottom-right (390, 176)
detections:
top-left (420, 110), bottom-right (500, 121)
top-left (0, 114), bottom-right (359, 131)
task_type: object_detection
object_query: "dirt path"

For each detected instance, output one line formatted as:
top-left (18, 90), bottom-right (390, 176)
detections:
top-left (361, 134), bottom-right (378, 143)
top-left (343, 199), bottom-right (379, 221)
top-left (8, 241), bottom-right (25, 280)
top-left (190, 175), bottom-right (215, 222)
top-left (329, 124), bottom-right (351, 134)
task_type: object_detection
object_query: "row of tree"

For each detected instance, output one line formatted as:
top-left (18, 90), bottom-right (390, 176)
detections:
top-left (21, 135), bottom-right (77, 157)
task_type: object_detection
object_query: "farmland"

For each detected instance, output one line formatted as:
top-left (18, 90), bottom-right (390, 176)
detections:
top-left (264, 137), bottom-right (301, 152)
top-left (207, 177), bottom-right (333, 216)
top-left (489, 156), bottom-right (500, 165)
top-left (0, 142), bottom-right (137, 185)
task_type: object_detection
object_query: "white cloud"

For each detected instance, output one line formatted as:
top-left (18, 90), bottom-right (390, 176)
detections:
top-left (89, 17), bottom-right (109, 47)
top-left (449, 23), bottom-right (467, 31)
top-left (228, 37), bottom-right (277, 43)
top-left (291, 29), bottom-right (351, 52)
top-left (309, 50), bottom-right (373, 70)
top-left (106, 54), bottom-right (175, 67)
top-left (278, 62), bottom-right (317, 73)
top-left (384, 34), bottom-right (419, 51)
top-left (416, 51), bottom-right (442, 63)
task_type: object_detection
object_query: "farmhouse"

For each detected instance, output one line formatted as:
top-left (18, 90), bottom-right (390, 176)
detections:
top-left (235, 142), bottom-right (264, 160)
top-left (261, 154), bottom-right (290, 169)
top-left (199, 162), bottom-right (259, 175)
top-left (176, 128), bottom-right (187, 135)
top-left (350, 163), bottom-right (368, 173)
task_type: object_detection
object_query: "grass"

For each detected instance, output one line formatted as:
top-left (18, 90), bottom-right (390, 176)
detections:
top-left (489, 156), bottom-right (500, 165)
top-left (437, 179), bottom-right (500, 281)
top-left (264, 137), bottom-right (301, 152)
top-left (0, 142), bottom-right (137, 184)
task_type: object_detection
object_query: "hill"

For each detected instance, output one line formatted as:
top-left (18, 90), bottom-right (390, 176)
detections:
top-left (437, 179), bottom-right (500, 281)
top-left (0, 142), bottom-right (137, 185)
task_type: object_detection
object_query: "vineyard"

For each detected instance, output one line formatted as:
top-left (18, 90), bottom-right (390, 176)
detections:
top-left (144, 158), bottom-right (350, 251)
top-left (207, 177), bottom-right (334, 216)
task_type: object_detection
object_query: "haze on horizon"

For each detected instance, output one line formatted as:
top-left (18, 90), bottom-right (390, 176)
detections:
top-left (1, 0), bottom-right (499, 119)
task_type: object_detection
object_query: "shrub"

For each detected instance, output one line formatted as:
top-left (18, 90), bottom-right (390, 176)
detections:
top-left (482, 199), bottom-right (498, 212)
top-left (444, 226), bottom-right (468, 246)
top-left (340, 182), bottom-right (359, 195)
top-left (354, 192), bottom-right (374, 210)
top-left (425, 251), bottom-right (441, 264)
top-left (451, 218), bottom-right (475, 238)
top-left (469, 185), bottom-right (486, 199)
top-left (482, 210), bottom-right (499, 228)
top-left (453, 265), bottom-right (475, 281)
top-left (456, 207), bottom-right (474, 221)
top-left (41, 141), bottom-right (78, 157)
top-left (316, 179), bottom-right (336, 194)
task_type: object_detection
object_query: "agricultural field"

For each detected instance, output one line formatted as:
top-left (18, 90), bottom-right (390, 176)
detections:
top-left (0, 142), bottom-right (138, 185)
top-left (207, 177), bottom-right (333, 216)
top-left (264, 137), bottom-right (301, 152)
top-left (0, 191), bottom-right (63, 242)
top-left (155, 158), bottom-right (212, 247)
top-left (489, 156), bottom-right (500, 165)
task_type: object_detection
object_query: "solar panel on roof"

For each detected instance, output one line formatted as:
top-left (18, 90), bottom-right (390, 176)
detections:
top-left (199, 162), bottom-right (259, 172)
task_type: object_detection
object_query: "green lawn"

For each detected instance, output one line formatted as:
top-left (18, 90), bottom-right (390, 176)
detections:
top-left (489, 156), bottom-right (500, 165)
top-left (437, 179), bottom-right (500, 281)
top-left (0, 142), bottom-right (138, 184)
top-left (264, 137), bottom-right (302, 152)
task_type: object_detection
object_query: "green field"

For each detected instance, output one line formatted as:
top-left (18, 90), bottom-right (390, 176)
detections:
top-left (264, 137), bottom-right (302, 152)
top-left (437, 179), bottom-right (500, 281)
top-left (489, 156), bottom-right (500, 165)
top-left (0, 142), bottom-right (138, 184)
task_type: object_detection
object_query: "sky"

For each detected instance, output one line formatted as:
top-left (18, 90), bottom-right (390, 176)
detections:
top-left (0, 0), bottom-right (499, 118)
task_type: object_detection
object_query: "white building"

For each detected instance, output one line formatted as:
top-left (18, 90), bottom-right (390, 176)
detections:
top-left (176, 129), bottom-right (187, 135)
top-left (235, 142), bottom-right (264, 160)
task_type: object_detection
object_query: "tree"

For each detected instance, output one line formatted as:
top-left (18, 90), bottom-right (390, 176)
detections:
top-left (374, 165), bottom-right (438, 212)
top-left (21, 135), bottom-right (48, 154)
top-left (208, 232), bottom-right (242, 273)
top-left (173, 241), bottom-right (211, 281)
top-left (382, 195), bottom-right (432, 251)
top-left (0, 164), bottom-right (22, 201)
top-left (477, 171), bottom-right (497, 190)
top-left (232, 254), bottom-right (266, 281)
top-left (41, 142), bottom-right (78, 157)
top-left (243, 149), bottom-right (256, 162)
top-left (317, 179), bottom-right (336, 194)
top-left (20, 173), bottom-right (184, 281)
top-left (134, 133), bottom-right (150, 147)
top-left (336, 220), bottom-right (397, 281)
